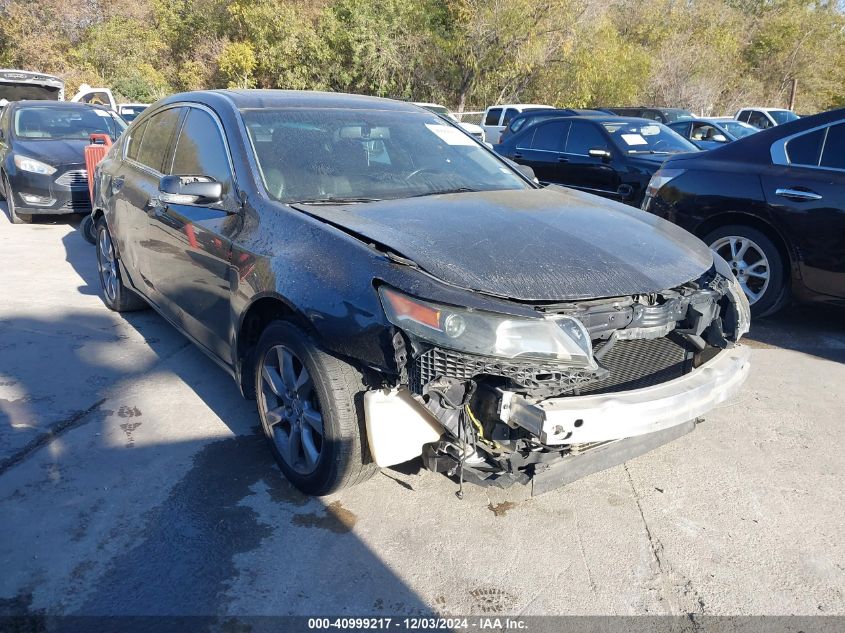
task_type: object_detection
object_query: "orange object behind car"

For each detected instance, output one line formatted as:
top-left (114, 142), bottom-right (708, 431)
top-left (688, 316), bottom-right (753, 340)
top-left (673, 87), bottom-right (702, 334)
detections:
top-left (84, 133), bottom-right (112, 203)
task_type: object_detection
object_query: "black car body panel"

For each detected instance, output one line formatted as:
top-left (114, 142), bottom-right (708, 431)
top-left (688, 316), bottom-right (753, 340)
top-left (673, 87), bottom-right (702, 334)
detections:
top-left (643, 107), bottom-right (845, 306)
top-left (295, 187), bottom-right (712, 301)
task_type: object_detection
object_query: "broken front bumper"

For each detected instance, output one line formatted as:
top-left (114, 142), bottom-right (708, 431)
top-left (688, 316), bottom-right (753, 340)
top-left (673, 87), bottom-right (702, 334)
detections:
top-left (504, 346), bottom-right (751, 445)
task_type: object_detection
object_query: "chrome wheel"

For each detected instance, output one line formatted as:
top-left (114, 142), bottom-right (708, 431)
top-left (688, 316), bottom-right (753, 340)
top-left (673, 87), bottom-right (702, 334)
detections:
top-left (711, 235), bottom-right (770, 305)
top-left (97, 227), bottom-right (118, 304)
top-left (259, 345), bottom-right (324, 475)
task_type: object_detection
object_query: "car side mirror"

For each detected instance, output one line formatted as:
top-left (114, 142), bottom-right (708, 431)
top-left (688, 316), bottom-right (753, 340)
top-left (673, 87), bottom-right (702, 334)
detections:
top-left (159, 175), bottom-right (223, 205)
top-left (588, 148), bottom-right (612, 161)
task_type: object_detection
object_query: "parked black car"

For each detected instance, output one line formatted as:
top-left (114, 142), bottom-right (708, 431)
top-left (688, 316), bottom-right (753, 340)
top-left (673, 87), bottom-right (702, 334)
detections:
top-left (498, 108), bottom-right (611, 143)
top-left (603, 107), bottom-right (694, 124)
top-left (643, 107), bottom-right (845, 316)
top-left (92, 90), bottom-right (750, 496)
top-left (494, 116), bottom-right (699, 206)
top-left (0, 100), bottom-right (125, 223)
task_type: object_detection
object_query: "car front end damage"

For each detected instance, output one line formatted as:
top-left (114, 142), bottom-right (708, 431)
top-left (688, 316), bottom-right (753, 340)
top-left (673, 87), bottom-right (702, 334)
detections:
top-left (364, 256), bottom-right (751, 495)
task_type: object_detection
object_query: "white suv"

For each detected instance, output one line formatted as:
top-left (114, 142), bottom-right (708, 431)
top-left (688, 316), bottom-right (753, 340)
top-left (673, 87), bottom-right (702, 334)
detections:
top-left (735, 107), bottom-right (799, 129)
top-left (482, 104), bottom-right (552, 144)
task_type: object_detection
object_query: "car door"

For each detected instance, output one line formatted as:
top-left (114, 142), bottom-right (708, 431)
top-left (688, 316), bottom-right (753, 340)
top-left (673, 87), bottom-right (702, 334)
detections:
top-left (146, 105), bottom-right (241, 363)
top-left (507, 120), bottom-right (569, 184)
top-left (116, 106), bottom-right (184, 291)
top-left (560, 120), bottom-right (620, 199)
top-left (762, 121), bottom-right (845, 298)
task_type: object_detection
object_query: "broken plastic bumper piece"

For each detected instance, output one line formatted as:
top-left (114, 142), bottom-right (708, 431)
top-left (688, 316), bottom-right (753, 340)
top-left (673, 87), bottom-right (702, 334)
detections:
top-left (503, 346), bottom-right (751, 445)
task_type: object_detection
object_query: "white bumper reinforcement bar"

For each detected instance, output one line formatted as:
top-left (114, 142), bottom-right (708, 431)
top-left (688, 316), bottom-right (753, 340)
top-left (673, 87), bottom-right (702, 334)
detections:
top-left (504, 345), bottom-right (751, 445)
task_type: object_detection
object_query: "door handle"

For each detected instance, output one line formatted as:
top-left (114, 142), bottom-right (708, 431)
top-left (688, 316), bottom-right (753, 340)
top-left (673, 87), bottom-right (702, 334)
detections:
top-left (557, 156), bottom-right (569, 163)
top-left (775, 187), bottom-right (822, 201)
top-left (512, 153), bottom-right (523, 159)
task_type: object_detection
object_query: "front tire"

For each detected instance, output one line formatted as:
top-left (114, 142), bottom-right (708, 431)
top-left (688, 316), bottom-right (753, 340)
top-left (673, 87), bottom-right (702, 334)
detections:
top-left (705, 224), bottom-right (787, 318)
top-left (3, 173), bottom-right (32, 224)
top-left (95, 218), bottom-right (147, 312)
top-left (254, 321), bottom-right (378, 495)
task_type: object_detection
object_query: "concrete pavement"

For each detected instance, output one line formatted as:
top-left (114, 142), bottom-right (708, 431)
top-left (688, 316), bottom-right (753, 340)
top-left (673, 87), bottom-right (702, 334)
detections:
top-left (1, 209), bottom-right (843, 619)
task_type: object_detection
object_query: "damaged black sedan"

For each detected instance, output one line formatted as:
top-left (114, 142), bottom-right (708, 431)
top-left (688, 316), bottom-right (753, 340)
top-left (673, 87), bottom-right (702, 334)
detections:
top-left (92, 90), bottom-right (751, 496)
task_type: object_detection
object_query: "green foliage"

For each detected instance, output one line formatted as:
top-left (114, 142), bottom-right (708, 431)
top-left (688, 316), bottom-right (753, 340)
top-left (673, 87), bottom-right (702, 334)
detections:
top-left (0, 0), bottom-right (842, 114)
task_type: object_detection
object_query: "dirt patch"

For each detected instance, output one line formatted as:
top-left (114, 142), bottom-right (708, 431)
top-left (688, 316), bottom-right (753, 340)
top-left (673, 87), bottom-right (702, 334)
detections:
top-left (487, 501), bottom-right (516, 517)
top-left (292, 501), bottom-right (357, 533)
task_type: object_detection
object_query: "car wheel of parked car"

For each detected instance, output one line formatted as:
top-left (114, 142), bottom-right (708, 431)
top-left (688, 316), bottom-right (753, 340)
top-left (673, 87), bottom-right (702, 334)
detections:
top-left (3, 173), bottom-right (32, 224)
top-left (80, 214), bottom-right (97, 245)
top-left (705, 225), bottom-right (787, 317)
top-left (254, 321), bottom-right (378, 495)
top-left (95, 219), bottom-right (148, 312)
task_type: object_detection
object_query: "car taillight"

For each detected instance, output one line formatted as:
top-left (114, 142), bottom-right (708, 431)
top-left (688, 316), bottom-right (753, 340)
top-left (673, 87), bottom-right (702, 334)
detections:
top-left (645, 168), bottom-right (686, 199)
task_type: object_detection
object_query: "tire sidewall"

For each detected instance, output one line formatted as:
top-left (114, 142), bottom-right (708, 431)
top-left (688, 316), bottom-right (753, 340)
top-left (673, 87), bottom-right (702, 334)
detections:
top-left (705, 224), bottom-right (786, 318)
top-left (254, 321), bottom-right (349, 495)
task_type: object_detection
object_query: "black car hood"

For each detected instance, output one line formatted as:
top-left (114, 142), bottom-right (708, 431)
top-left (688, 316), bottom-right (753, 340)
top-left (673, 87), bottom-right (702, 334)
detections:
top-left (11, 139), bottom-right (89, 166)
top-left (295, 187), bottom-right (713, 301)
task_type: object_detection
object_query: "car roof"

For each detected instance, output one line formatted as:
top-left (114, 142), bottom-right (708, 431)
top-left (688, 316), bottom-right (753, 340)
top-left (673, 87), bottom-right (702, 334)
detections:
top-left (163, 89), bottom-right (422, 112)
top-left (487, 104), bottom-right (551, 110)
top-left (737, 107), bottom-right (792, 112)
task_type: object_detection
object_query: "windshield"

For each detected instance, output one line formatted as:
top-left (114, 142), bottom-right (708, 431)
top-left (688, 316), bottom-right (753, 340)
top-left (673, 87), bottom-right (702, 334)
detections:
top-left (602, 121), bottom-right (697, 154)
top-left (13, 106), bottom-right (125, 140)
top-left (721, 120), bottom-right (758, 138)
top-left (769, 110), bottom-right (799, 125)
top-left (242, 108), bottom-right (531, 203)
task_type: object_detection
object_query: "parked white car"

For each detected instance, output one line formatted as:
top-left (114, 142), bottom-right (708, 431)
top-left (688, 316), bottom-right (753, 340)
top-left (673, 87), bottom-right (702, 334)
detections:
top-left (482, 103), bottom-right (553, 144)
top-left (414, 102), bottom-right (486, 143)
top-left (734, 107), bottom-right (799, 129)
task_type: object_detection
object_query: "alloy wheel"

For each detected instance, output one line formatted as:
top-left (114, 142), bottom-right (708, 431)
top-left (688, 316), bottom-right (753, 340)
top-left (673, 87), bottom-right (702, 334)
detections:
top-left (259, 344), bottom-right (324, 474)
top-left (97, 227), bottom-right (118, 303)
top-left (711, 235), bottom-right (770, 305)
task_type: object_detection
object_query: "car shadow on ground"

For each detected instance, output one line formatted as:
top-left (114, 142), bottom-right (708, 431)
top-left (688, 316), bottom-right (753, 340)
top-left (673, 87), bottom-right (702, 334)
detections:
top-left (746, 302), bottom-right (845, 364)
top-left (0, 223), bottom-right (432, 621)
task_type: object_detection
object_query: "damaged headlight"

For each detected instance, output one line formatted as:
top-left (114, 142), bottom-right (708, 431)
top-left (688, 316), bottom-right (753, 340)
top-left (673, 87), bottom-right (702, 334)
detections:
top-left (379, 287), bottom-right (596, 369)
top-left (713, 252), bottom-right (751, 340)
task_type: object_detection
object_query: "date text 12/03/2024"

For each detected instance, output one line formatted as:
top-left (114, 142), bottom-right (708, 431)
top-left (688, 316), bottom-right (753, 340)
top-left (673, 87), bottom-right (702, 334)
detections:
top-left (307, 617), bottom-right (528, 630)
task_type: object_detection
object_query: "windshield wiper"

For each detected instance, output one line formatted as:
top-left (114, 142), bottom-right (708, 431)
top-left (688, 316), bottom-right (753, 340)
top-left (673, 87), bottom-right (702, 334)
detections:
top-left (627, 149), bottom-right (672, 155)
top-left (292, 196), bottom-right (381, 205)
top-left (408, 187), bottom-right (480, 198)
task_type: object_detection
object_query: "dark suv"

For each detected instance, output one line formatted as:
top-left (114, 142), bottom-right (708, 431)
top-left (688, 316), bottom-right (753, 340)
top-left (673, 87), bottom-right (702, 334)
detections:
top-left (494, 116), bottom-right (698, 206)
top-left (603, 107), bottom-right (694, 124)
top-left (91, 90), bottom-right (750, 496)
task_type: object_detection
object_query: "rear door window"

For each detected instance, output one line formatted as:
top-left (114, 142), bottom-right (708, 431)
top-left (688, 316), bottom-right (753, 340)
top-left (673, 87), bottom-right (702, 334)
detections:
top-left (565, 121), bottom-right (608, 155)
top-left (169, 108), bottom-right (233, 194)
top-left (484, 108), bottom-right (502, 126)
top-left (136, 108), bottom-right (182, 173)
top-left (820, 123), bottom-right (845, 170)
top-left (786, 128), bottom-right (826, 166)
top-left (530, 121), bottom-right (569, 151)
top-left (737, 110), bottom-right (751, 123)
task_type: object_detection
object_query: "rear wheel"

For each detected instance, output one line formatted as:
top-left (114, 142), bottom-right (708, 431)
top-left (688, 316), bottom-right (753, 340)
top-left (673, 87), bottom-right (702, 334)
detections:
top-left (80, 214), bottom-right (97, 244)
top-left (3, 173), bottom-right (32, 224)
top-left (705, 224), bottom-right (787, 317)
top-left (254, 321), bottom-right (378, 495)
top-left (95, 218), bottom-right (147, 312)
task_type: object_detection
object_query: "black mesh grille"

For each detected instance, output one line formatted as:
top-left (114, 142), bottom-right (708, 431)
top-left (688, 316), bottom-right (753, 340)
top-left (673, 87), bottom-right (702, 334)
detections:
top-left (410, 337), bottom-right (691, 397)
top-left (409, 347), bottom-right (597, 395)
top-left (582, 337), bottom-right (689, 394)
